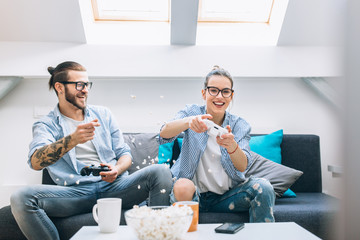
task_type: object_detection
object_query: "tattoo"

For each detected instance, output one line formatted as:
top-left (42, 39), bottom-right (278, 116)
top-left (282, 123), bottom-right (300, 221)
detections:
top-left (64, 135), bottom-right (71, 149)
top-left (33, 135), bottom-right (73, 168)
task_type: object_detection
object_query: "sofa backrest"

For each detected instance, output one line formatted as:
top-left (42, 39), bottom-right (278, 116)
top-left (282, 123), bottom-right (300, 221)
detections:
top-left (42, 133), bottom-right (322, 193)
top-left (280, 134), bottom-right (322, 193)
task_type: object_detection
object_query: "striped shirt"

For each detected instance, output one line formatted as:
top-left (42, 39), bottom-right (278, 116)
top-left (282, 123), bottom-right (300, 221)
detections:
top-left (159, 104), bottom-right (252, 186)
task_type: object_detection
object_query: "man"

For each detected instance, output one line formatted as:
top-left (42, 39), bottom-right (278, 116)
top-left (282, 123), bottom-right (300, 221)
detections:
top-left (10, 61), bottom-right (172, 240)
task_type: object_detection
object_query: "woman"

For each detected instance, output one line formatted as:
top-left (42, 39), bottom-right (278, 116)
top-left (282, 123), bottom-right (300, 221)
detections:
top-left (159, 66), bottom-right (275, 222)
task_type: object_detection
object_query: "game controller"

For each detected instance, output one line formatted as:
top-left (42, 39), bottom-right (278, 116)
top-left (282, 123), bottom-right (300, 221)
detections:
top-left (80, 165), bottom-right (110, 176)
top-left (203, 119), bottom-right (228, 138)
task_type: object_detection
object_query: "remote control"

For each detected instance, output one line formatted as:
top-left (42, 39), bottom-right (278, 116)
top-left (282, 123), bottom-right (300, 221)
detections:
top-left (203, 119), bottom-right (228, 138)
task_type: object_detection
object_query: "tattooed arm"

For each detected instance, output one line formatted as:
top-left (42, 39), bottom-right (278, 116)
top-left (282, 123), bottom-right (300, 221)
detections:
top-left (31, 119), bottom-right (101, 170)
top-left (30, 135), bottom-right (77, 170)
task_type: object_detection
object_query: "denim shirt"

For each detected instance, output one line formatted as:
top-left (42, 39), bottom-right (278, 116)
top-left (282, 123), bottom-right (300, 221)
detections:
top-left (159, 104), bottom-right (252, 186)
top-left (28, 105), bottom-right (131, 186)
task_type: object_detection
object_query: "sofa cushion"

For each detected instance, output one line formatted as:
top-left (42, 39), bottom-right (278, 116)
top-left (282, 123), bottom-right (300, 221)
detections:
top-left (280, 135), bottom-right (322, 193)
top-left (0, 206), bottom-right (26, 240)
top-left (199, 192), bottom-right (338, 240)
top-left (123, 133), bottom-right (159, 174)
top-left (245, 152), bottom-right (303, 198)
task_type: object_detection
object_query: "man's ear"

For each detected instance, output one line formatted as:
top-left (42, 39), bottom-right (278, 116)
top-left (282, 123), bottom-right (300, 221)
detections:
top-left (201, 89), bottom-right (206, 100)
top-left (54, 82), bottom-right (64, 94)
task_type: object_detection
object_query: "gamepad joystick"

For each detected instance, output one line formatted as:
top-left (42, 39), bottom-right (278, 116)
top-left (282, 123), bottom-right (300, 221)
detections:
top-left (80, 165), bottom-right (111, 176)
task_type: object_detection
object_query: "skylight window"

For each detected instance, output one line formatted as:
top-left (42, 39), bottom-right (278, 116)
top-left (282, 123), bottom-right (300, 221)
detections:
top-left (85, 0), bottom-right (288, 45)
top-left (198, 0), bottom-right (274, 23)
top-left (92, 0), bottom-right (274, 23)
top-left (92, 0), bottom-right (170, 21)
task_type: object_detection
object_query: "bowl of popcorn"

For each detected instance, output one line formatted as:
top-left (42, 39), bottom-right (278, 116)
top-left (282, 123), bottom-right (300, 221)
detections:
top-left (124, 205), bottom-right (193, 240)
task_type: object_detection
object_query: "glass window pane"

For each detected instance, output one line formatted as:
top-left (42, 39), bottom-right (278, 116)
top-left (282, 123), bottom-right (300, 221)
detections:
top-left (199, 0), bottom-right (274, 23)
top-left (93, 0), bottom-right (169, 21)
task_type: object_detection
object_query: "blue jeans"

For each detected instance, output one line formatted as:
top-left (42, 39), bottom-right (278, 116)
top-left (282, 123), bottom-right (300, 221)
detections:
top-left (170, 177), bottom-right (275, 223)
top-left (10, 164), bottom-right (172, 240)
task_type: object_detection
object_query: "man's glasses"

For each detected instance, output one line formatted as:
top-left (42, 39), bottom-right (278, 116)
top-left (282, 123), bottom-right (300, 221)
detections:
top-left (61, 81), bottom-right (93, 91)
top-left (206, 86), bottom-right (234, 98)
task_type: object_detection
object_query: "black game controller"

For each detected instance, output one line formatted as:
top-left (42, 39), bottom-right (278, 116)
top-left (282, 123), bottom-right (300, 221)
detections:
top-left (80, 165), bottom-right (110, 176)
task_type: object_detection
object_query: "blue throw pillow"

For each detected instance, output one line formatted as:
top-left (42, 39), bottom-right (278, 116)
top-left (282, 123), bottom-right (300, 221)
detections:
top-left (250, 129), bottom-right (296, 198)
top-left (249, 129), bottom-right (283, 164)
top-left (158, 138), bottom-right (183, 165)
top-left (158, 142), bottom-right (174, 164)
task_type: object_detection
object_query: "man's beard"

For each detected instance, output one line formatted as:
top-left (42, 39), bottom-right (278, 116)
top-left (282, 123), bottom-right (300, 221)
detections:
top-left (65, 89), bottom-right (87, 110)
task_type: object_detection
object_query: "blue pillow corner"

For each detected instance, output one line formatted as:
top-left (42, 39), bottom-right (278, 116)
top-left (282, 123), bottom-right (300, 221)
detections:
top-left (282, 189), bottom-right (297, 198)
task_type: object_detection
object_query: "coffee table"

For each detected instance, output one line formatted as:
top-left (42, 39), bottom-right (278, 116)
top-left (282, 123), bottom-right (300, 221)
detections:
top-left (71, 222), bottom-right (321, 240)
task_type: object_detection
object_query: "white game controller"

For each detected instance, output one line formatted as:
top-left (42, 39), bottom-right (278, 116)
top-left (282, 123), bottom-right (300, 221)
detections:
top-left (202, 119), bottom-right (228, 138)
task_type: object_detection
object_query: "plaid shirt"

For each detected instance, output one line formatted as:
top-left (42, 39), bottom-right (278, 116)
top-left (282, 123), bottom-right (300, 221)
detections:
top-left (159, 104), bottom-right (252, 185)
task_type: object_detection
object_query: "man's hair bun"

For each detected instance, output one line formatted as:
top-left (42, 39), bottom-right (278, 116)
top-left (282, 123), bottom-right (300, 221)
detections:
top-left (47, 67), bottom-right (55, 75)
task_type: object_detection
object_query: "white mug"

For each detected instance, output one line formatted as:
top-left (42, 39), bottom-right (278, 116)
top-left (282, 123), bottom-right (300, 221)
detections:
top-left (92, 198), bottom-right (122, 233)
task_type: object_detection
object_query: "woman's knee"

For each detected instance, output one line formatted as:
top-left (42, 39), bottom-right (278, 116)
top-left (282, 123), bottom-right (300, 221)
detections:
top-left (249, 178), bottom-right (273, 194)
top-left (252, 178), bottom-right (275, 199)
top-left (173, 178), bottom-right (196, 202)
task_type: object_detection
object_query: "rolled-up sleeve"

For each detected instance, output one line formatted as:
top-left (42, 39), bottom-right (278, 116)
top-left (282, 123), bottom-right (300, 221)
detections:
top-left (158, 105), bottom-right (190, 145)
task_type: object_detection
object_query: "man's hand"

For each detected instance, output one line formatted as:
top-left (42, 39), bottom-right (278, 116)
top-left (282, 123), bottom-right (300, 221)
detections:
top-left (188, 114), bottom-right (213, 133)
top-left (99, 163), bottom-right (118, 183)
top-left (71, 119), bottom-right (100, 144)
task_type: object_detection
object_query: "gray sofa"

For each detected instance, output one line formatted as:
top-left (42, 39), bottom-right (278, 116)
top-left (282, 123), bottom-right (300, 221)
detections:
top-left (0, 133), bottom-right (338, 240)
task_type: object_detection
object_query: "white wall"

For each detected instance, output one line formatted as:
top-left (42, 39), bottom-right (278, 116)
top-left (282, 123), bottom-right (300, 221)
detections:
top-left (0, 43), bottom-right (342, 78)
top-left (0, 76), bottom-right (342, 207)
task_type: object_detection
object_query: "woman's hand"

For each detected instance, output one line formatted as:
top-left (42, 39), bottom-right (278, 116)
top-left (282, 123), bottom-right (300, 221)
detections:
top-left (188, 114), bottom-right (213, 133)
top-left (216, 125), bottom-right (237, 152)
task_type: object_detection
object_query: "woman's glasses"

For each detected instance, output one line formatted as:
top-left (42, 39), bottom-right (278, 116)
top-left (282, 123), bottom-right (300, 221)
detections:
top-left (206, 86), bottom-right (233, 98)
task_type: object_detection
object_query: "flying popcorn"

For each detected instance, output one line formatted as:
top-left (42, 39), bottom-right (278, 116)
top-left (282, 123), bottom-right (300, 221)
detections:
top-left (130, 95), bottom-right (136, 99)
